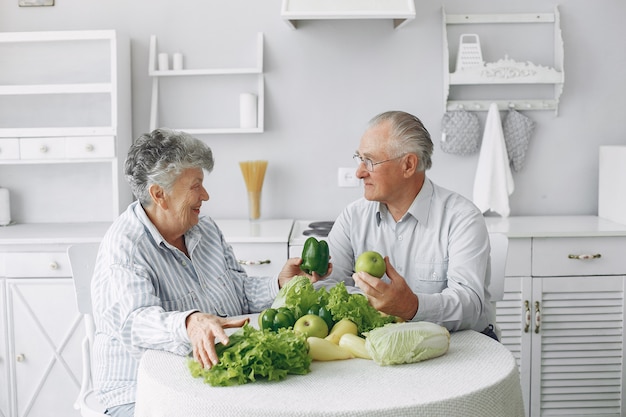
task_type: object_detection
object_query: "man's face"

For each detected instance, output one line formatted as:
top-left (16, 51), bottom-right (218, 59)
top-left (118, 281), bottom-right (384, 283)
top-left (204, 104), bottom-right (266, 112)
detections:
top-left (165, 167), bottom-right (209, 231)
top-left (355, 121), bottom-right (404, 204)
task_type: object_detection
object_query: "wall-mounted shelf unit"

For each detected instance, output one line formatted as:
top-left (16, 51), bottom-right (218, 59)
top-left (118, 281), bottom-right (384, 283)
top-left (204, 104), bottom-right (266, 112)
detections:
top-left (281, 0), bottom-right (416, 30)
top-left (148, 32), bottom-right (264, 135)
top-left (443, 7), bottom-right (564, 115)
top-left (0, 30), bottom-right (132, 222)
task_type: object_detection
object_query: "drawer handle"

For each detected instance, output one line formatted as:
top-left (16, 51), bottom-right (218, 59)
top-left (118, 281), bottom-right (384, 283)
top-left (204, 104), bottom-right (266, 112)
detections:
top-left (49, 261), bottom-right (59, 270)
top-left (568, 253), bottom-right (601, 260)
top-left (524, 300), bottom-right (531, 333)
top-left (39, 145), bottom-right (49, 153)
top-left (85, 144), bottom-right (95, 152)
top-left (238, 259), bottom-right (271, 266)
top-left (16, 353), bottom-right (25, 362)
top-left (534, 301), bottom-right (541, 334)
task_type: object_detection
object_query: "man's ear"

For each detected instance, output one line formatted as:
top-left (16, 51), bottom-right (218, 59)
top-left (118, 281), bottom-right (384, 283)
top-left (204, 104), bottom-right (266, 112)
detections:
top-left (403, 153), bottom-right (419, 177)
top-left (149, 184), bottom-right (168, 209)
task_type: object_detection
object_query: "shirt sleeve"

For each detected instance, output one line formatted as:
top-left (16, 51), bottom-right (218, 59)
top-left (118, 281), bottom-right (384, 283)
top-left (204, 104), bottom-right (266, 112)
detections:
top-left (413, 210), bottom-right (490, 332)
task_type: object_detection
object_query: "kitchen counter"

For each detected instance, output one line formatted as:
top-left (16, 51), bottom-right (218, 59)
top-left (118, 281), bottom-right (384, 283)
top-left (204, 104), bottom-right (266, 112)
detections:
top-left (485, 215), bottom-right (626, 238)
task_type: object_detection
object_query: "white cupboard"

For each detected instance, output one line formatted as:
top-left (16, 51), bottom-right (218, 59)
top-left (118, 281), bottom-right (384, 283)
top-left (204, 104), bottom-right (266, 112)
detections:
top-left (488, 217), bottom-right (626, 417)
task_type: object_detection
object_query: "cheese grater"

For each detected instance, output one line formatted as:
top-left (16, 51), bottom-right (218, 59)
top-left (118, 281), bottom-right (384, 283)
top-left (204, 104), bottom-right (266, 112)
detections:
top-left (455, 34), bottom-right (483, 72)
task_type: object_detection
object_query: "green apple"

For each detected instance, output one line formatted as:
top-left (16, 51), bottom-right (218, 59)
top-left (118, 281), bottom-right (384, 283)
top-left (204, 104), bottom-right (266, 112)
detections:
top-left (293, 314), bottom-right (329, 338)
top-left (354, 251), bottom-right (386, 278)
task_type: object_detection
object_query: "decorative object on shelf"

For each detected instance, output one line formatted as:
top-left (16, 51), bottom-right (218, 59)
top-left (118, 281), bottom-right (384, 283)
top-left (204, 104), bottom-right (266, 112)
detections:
top-left (473, 103), bottom-right (514, 218)
top-left (239, 160), bottom-right (268, 220)
top-left (158, 53), bottom-right (169, 71)
top-left (240, 93), bottom-right (258, 129)
top-left (502, 108), bottom-right (535, 172)
top-left (173, 52), bottom-right (184, 70)
top-left (442, 7), bottom-right (564, 114)
top-left (455, 34), bottom-right (483, 72)
top-left (440, 108), bottom-right (480, 155)
top-left (0, 187), bottom-right (10, 226)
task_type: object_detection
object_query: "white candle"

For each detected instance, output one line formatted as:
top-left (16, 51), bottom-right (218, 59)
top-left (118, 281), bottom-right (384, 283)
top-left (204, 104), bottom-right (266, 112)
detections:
top-left (0, 188), bottom-right (11, 226)
top-left (158, 53), bottom-right (169, 71)
top-left (240, 93), bottom-right (257, 129)
top-left (173, 53), bottom-right (184, 70)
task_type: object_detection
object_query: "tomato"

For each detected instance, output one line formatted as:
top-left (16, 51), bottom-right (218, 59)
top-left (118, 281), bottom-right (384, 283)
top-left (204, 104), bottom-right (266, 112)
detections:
top-left (306, 304), bottom-right (334, 330)
top-left (258, 307), bottom-right (296, 332)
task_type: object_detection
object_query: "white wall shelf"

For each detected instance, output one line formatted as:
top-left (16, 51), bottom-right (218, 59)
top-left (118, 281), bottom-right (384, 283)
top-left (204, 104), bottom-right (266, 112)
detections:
top-left (443, 7), bottom-right (564, 114)
top-left (148, 33), bottom-right (264, 134)
top-left (281, 0), bottom-right (415, 30)
top-left (0, 30), bottom-right (132, 223)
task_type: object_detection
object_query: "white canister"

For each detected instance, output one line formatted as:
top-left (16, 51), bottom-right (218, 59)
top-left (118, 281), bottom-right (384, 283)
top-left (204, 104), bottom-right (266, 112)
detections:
top-left (240, 93), bottom-right (257, 129)
top-left (158, 53), bottom-right (169, 71)
top-left (173, 53), bottom-right (184, 70)
top-left (0, 188), bottom-right (11, 226)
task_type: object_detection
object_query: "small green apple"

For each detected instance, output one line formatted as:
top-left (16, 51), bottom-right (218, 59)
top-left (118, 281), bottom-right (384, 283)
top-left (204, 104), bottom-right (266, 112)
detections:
top-left (293, 314), bottom-right (329, 338)
top-left (354, 251), bottom-right (386, 278)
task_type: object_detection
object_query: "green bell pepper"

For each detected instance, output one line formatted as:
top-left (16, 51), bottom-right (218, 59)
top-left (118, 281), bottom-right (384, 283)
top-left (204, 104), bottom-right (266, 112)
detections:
top-left (300, 237), bottom-right (330, 276)
top-left (258, 307), bottom-right (296, 332)
top-left (306, 304), bottom-right (335, 330)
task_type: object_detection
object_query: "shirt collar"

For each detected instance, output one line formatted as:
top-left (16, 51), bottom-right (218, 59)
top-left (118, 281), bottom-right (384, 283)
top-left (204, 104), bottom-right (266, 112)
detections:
top-left (375, 177), bottom-right (433, 226)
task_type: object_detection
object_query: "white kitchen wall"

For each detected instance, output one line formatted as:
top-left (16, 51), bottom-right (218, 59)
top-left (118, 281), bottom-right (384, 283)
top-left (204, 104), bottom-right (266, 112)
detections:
top-left (1, 0), bottom-right (624, 222)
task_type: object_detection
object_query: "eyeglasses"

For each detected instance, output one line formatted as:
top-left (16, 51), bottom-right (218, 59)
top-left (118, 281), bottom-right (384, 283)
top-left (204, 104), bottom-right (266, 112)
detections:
top-left (353, 153), bottom-right (404, 172)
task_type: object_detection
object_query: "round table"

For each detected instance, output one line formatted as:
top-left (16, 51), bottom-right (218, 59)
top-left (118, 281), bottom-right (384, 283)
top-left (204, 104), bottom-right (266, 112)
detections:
top-left (134, 328), bottom-right (525, 417)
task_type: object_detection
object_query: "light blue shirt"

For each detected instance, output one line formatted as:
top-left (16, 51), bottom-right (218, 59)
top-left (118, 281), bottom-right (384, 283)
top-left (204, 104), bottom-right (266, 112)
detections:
top-left (325, 178), bottom-right (492, 332)
top-left (91, 201), bottom-right (278, 408)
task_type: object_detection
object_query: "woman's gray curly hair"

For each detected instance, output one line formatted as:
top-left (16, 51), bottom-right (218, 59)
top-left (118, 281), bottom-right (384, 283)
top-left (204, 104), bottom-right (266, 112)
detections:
top-left (124, 128), bottom-right (214, 206)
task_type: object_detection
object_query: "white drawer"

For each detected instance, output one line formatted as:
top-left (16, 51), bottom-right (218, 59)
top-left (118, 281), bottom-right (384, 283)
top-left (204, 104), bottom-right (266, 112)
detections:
top-left (532, 236), bottom-right (626, 277)
top-left (0, 138), bottom-right (20, 160)
top-left (4, 252), bottom-right (72, 277)
top-left (20, 137), bottom-right (66, 160)
top-left (505, 238), bottom-right (531, 276)
top-left (66, 136), bottom-right (115, 158)
top-left (229, 242), bottom-right (287, 277)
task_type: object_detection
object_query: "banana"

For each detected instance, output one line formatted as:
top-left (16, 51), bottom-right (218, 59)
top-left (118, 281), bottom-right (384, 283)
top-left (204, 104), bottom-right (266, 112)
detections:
top-left (307, 336), bottom-right (354, 361)
top-left (325, 318), bottom-right (358, 345)
top-left (338, 333), bottom-right (372, 360)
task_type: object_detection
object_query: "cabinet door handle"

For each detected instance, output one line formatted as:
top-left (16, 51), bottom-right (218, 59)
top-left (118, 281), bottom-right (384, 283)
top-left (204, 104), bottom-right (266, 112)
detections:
top-left (238, 259), bottom-right (271, 266)
top-left (16, 353), bottom-right (25, 362)
top-left (534, 301), bottom-right (541, 334)
top-left (568, 253), bottom-right (601, 260)
top-left (49, 261), bottom-right (59, 270)
top-left (524, 300), bottom-right (531, 333)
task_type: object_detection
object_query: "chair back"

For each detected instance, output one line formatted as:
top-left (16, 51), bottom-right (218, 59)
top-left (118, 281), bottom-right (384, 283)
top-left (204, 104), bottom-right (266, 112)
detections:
top-left (488, 233), bottom-right (508, 303)
top-left (67, 242), bottom-right (107, 417)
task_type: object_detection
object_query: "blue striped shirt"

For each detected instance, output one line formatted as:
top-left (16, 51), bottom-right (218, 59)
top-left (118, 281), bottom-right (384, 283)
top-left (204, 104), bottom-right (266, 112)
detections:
top-left (91, 201), bottom-right (278, 407)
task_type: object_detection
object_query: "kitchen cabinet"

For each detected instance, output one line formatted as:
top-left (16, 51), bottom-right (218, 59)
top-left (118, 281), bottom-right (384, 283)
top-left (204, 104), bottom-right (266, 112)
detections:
top-left (442, 7), bottom-right (564, 114)
top-left (281, 0), bottom-right (416, 30)
top-left (487, 216), bottom-right (626, 417)
top-left (0, 223), bottom-right (107, 417)
top-left (148, 33), bottom-right (264, 134)
top-left (215, 219), bottom-right (293, 277)
top-left (0, 30), bottom-right (132, 224)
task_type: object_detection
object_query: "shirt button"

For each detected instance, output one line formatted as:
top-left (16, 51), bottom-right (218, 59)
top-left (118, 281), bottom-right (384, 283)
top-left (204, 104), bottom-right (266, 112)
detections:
top-left (398, 235), bottom-right (403, 241)
top-left (182, 260), bottom-right (187, 266)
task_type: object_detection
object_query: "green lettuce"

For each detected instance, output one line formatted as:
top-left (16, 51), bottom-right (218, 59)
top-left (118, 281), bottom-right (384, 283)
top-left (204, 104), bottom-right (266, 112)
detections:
top-left (326, 282), bottom-right (395, 334)
top-left (188, 323), bottom-right (311, 387)
top-left (271, 275), bottom-right (328, 319)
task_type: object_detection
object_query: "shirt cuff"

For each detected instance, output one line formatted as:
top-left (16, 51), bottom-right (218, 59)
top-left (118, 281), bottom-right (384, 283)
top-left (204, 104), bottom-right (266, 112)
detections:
top-left (412, 293), bottom-right (441, 323)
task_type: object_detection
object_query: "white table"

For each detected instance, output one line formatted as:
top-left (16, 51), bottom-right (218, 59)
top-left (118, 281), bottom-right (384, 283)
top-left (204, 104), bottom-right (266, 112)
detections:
top-left (135, 329), bottom-right (525, 417)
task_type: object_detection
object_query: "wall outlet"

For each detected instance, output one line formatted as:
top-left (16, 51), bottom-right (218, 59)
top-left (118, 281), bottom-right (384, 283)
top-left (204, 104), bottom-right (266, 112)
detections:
top-left (337, 167), bottom-right (360, 187)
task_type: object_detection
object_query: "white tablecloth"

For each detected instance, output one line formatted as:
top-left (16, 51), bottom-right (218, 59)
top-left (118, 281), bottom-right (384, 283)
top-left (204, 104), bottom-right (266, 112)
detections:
top-left (134, 328), bottom-right (525, 417)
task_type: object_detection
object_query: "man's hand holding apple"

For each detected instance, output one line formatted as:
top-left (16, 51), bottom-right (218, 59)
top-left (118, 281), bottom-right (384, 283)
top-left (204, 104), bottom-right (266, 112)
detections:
top-left (353, 256), bottom-right (418, 322)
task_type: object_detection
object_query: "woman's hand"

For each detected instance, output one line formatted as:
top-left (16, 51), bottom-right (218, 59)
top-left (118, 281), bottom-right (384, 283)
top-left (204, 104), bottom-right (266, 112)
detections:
top-left (277, 257), bottom-right (333, 288)
top-left (185, 313), bottom-right (249, 368)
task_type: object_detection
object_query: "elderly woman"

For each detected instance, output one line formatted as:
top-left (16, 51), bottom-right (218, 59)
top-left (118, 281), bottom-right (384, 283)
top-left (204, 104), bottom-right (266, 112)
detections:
top-left (91, 128), bottom-right (323, 417)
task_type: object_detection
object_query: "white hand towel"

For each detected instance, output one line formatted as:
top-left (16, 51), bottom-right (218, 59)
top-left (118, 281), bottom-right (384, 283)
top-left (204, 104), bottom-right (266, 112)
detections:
top-left (472, 103), bottom-right (514, 217)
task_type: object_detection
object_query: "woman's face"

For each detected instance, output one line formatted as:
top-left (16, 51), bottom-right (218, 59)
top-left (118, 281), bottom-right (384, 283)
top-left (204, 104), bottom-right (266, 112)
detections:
top-left (165, 167), bottom-right (209, 232)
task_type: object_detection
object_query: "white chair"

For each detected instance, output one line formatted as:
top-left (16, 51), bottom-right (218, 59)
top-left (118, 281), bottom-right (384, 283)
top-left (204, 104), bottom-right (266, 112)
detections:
top-left (488, 233), bottom-right (509, 340)
top-left (67, 243), bottom-right (108, 417)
